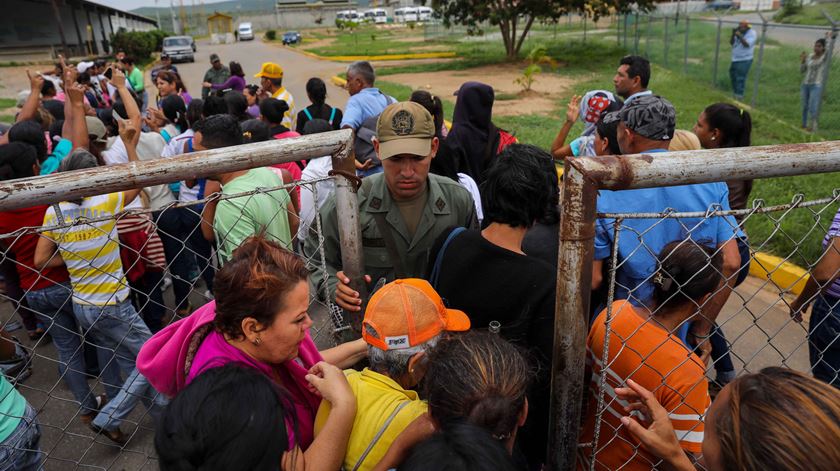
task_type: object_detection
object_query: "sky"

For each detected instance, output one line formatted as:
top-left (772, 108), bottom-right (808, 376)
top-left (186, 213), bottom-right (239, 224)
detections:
top-left (88, 0), bottom-right (228, 11)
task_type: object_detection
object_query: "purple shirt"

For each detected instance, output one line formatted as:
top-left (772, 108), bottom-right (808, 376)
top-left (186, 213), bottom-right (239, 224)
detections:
top-left (211, 75), bottom-right (246, 92)
top-left (824, 206), bottom-right (840, 299)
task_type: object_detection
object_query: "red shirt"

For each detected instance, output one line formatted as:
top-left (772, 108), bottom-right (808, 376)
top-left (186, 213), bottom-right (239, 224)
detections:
top-left (0, 206), bottom-right (70, 291)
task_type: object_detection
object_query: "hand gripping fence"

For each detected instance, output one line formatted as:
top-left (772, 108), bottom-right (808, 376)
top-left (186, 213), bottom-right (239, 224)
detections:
top-left (552, 141), bottom-right (840, 470)
top-left (0, 130), bottom-right (371, 469)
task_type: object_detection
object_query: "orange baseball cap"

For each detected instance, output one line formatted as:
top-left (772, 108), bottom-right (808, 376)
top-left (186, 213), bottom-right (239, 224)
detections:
top-left (254, 62), bottom-right (283, 79)
top-left (362, 279), bottom-right (471, 351)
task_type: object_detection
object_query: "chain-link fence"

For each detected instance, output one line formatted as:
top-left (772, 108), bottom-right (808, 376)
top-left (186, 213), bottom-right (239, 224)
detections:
top-left (617, 12), bottom-right (839, 139)
top-left (0, 130), bottom-right (362, 469)
top-left (550, 141), bottom-right (840, 469)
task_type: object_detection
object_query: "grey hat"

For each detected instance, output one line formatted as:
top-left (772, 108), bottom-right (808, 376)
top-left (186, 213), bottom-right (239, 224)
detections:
top-left (209, 53), bottom-right (220, 63)
top-left (619, 95), bottom-right (676, 141)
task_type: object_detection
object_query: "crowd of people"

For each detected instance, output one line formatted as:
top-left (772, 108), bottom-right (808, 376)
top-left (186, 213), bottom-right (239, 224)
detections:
top-left (0, 47), bottom-right (838, 471)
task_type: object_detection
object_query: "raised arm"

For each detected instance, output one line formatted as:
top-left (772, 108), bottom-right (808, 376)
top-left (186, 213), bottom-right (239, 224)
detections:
top-left (17, 70), bottom-right (45, 123)
top-left (551, 95), bottom-right (581, 160)
top-left (117, 117), bottom-right (143, 204)
top-left (112, 68), bottom-right (140, 122)
top-left (791, 236), bottom-right (840, 321)
top-left (65, 82), bottom-right (89, 151)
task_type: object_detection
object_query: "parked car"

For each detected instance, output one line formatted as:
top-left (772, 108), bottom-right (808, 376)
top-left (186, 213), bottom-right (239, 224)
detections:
top-left (162, 36), bottom-right (195, 63)
top-left (282, 31), bottom-right (302, 45)
top-left (238, 22), bottom-right (254, 41)
top-left (706, 0), bottom-right (734, 10)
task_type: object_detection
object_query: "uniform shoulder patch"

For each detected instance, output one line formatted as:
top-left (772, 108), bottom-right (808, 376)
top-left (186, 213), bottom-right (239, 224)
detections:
top-left (435, 197), bottom-right (446, 211)
top-left (369, 197), bottom-right (382, 210)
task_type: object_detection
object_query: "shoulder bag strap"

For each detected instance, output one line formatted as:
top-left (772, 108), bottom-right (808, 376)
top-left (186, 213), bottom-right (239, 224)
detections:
top-left (429, 226), bottom-right (466, 289)
top-left (303, 107), bottom-right (313, 121)
top-left (372, 212), bottom-right (407, 279)
top-left (351, 401), bottom-right (411, 471)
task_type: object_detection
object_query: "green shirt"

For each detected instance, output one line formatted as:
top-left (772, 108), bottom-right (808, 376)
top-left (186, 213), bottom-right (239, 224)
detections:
top-left (202, 65), bottom-right (230, 99)
top-left (0, 375), bottom-right (26, 443)
top-left (214, 168), bottom-right (292, 264)
top-left (305, 173), bottom-right (477, 301)
top-left (128, 67), bottom-right (144, 92)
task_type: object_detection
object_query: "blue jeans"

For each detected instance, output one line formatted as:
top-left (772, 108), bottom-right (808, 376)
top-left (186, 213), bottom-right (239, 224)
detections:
top-left (729, 59), bottom-right (752, 98)
top-left (73, 300), bottom-right (163, 431)
top-left (809, 294), bottom-right (840, 388)
top-left (25, 283), bottom-right (99, 415)
top-left (801, 83), bottom-right (822, 128)
top-left (0, 404), bottom-right (43, 471)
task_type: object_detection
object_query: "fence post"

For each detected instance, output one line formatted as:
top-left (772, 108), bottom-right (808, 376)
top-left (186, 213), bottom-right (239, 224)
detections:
top-left (549, 161), bottom-right (596, 470)
top-left (683, 15), bottom-right (690, 74)
top-left (751, 14), bottom-right (768, 107)
top-left (813, 11), bottom-right (838, 133)
top-left (644, 15), bottom-right (653, 57)
top-left (633, 11), bottom-right (640, 54)
top-left (329, 139), bottom-right (368, 341)
top-left (624, 13), bottom-right (629, 47)
top-left (713, 15), bottom-right (723, 87)
top-left (616, 13), bottom-right (621, 45)
top-left (664, 15), bottom-right (670, 67)
top-left (583, 12), bottom-right (588, 42)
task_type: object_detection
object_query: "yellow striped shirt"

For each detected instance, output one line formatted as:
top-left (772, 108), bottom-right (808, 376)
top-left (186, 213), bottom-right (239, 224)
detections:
top-left (42, 193), bottom-right (131, 306)
top-left (272, 86), bottom-right (296, 129)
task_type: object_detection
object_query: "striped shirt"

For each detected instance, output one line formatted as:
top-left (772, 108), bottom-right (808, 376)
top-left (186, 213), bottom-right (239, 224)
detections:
top-left (825, 207), bottom-right (840, 299)
top-left (42, 193), bottom-right (131, 306)
top-left (272, 86), bottom-right (296, 129)
top-left (577, 300), bottom-right (709, 470)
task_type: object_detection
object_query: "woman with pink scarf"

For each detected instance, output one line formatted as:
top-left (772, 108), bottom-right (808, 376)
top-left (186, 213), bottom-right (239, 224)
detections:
top-left (138, 236), bottom-right (367, 469)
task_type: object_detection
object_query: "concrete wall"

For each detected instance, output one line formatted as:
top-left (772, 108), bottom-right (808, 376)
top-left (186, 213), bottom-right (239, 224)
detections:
top-left (236, 6), bottom-right (398, 31)
top-left (653, 1), bottom-right (709, 15)
top-left (0, 0), bottom-right (156, 59)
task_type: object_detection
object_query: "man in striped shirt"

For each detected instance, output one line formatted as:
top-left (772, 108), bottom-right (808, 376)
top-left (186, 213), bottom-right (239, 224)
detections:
top-left (255, 62), bottom-right (295, 129)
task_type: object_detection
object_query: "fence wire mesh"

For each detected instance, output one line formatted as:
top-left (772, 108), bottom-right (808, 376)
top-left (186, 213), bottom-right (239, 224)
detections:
top-left (578, 188), bottom-right (840, 470)
top-left (618, 12), bottom-right (839, 139)
top-left (0, 172), bottom-right (342, 469)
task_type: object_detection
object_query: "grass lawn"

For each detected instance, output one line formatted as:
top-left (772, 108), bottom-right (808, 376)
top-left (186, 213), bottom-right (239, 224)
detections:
top-left (773, 2), bottom-right (840, 26)
top-left (624, 14), bottom-right (840, 141)
top-left (0, 98), bottom-right (17, 108)
top-left (376, 35), bottom-right (838, 263)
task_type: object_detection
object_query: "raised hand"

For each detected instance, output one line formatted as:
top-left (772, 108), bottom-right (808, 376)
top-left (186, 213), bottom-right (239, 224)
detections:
top-left (111, 68), bottom-right (127, 89)
top-left (26, 70), bottom-right (45, 92)
top-left (565, 95), bottom-right (581, 123)
top-left (65, 82), bottom-right (85, 105)
top-left (118, 118), bottom-right (140, 147)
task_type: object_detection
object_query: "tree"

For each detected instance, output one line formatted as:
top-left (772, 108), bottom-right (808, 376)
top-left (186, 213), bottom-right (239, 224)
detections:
top-left (433, 0), bottom-right (651, 60)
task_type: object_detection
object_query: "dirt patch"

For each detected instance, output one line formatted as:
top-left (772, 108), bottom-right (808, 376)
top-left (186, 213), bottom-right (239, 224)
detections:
top-left (0, 65), bottom-right (37, 98)
top-left (300, 37), bottom-right (335, 51)
top-left (384, 63), bottom-right (577, 116)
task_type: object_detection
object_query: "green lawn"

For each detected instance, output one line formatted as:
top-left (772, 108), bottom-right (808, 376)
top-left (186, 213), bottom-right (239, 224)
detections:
top-left (0, 98), bottom-right (17, 109)
top-left (376, 35), bottom-right (839, 263)
top-left (774, 2), bottom-right (840, 26)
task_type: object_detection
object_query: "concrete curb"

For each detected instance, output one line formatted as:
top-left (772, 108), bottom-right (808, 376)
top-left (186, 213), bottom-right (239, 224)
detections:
top-left (284, 43), bottom-right (456, 62)
top-left (749, 251), bottom-right (808, 295)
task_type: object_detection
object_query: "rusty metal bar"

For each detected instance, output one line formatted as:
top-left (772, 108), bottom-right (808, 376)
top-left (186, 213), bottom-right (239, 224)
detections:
top-left (569, 141), bottom-right (840, 191)
top-left (330, 135), bottom-right (367, 342)
top-left (0, 130), bottom-right (354, 211)
top-left (550, 160), bottom-right (597, 470)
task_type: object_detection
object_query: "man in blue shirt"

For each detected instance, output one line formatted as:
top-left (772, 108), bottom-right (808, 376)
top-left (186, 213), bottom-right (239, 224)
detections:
top-left (341, 61), bottom-right (395, 175)
top-left (591, 95), bottom-right (741, 361)
top-left (729, 20), bottom-right (757, 100)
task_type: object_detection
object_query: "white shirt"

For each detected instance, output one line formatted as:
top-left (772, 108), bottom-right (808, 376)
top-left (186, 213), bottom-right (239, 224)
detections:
top-left (160, 129), bottom-right (202, 202)
top-left (457, 173), bottom-right (483, 224)
top-left (103, 132), bottom-right (173, 210)
top-left (297, 155), bottom-right (335, 242)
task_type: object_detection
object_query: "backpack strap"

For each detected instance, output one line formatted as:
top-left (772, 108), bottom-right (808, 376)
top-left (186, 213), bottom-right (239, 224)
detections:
top-left (328, 107), bottom-right (336, 126)
top-left (303, 107), bottom-right (313, 121)
top-left (429, 226), bottom-right (466, 289)
top-left (160, 129), bottom-right (172, 144)
top-left (371, 212), bottom-right (407, 279)
top-left (351, 401), bottom-right (411, 471)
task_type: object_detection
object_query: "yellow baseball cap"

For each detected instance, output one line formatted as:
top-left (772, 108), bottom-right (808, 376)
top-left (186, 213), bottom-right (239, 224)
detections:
top-left (376, 102), bottom-right (435, 160)
top-left (254, 62), bottom-right (283, 79)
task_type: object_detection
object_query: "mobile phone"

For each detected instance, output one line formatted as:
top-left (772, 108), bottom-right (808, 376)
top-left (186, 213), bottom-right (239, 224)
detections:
top-left (104, 67), bottom-right (113, 80)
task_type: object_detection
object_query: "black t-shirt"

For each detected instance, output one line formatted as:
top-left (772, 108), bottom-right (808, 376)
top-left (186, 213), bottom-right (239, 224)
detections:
top-left (428, 227), bottom-right (556, 467)
top-left (295, 103), bottom-right (343, 133)
top-left (427, 227), bottom-right (555, 357)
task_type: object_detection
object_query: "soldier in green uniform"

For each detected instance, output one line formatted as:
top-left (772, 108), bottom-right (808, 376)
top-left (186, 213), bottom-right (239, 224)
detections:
top-left (305, 101), bottom-right (477, 311)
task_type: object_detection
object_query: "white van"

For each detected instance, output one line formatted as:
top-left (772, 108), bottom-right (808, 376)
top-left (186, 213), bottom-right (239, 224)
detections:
top-left (394, 8), bottom-right (406, 23)
top-left (337, 10), bottom-right (359, 22)
top-left (403, 7), bottom-right (419, 22)
top-left (364, 8), bottom-right (388, 24)
top-left (237, 22), bottom-right (254, 41)
top-left (418, 6), bottom-right (433, 22)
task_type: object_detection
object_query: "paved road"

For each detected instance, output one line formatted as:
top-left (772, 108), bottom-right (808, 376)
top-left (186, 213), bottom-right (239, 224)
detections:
top-left (157, 38), bottom-right (350, 115)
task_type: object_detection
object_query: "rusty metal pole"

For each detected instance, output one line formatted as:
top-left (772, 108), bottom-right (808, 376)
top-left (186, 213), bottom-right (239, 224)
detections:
top-left (329, 135), bottom-right (368, 342)
top-left (549, 160), bottom-right (597, 470)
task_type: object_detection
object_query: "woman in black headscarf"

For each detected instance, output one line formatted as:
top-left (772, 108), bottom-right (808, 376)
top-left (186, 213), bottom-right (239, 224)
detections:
top-left (431, 82), bottom-right (515, 184)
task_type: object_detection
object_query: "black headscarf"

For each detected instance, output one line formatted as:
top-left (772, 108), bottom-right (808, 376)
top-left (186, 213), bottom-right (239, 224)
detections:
top-left (431, 82), bottom-right (499, 184)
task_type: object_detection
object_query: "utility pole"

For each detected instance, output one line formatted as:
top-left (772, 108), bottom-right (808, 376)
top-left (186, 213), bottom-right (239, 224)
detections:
top-left (170, 0), bottom-right (178, 33)
top-left (155, 0), bottom-right (161, 29)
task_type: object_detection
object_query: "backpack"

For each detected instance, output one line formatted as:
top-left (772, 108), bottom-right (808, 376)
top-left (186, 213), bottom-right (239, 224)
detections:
top-left (354, 93), bottom-right (395, 165)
